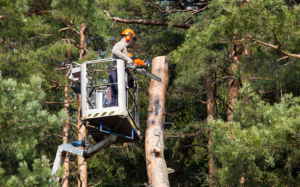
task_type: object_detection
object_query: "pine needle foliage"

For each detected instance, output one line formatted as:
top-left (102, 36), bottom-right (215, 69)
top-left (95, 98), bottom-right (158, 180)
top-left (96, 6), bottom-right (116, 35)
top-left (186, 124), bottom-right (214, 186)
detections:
top-left (0, 76), bottom-right (67, 185)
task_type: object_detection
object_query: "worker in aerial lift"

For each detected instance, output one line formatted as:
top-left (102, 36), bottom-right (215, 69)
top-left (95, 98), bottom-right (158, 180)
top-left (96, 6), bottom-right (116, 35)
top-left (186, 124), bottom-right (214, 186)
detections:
top-left (109, 29), bottom-right (137, 107)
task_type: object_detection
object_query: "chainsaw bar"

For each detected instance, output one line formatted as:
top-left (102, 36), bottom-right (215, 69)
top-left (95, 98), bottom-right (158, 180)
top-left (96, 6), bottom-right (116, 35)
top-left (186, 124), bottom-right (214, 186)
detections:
top-left (136, 68), bottom-right (162, 82)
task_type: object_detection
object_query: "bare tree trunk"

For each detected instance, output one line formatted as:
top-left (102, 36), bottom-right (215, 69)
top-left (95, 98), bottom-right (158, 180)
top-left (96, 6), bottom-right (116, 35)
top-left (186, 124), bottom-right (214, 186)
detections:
top-left (145, 56), bottom-right (170, 187)
top-left (205, 71), bottom-right (216, 186)
top-left (227, 42), bottom-right (252, 184)
top-left (78, 23), bottom-right (88, 187)
top-left (241, 44), bottom-right (252, 104)
top-left (79, 23), bottom-right (88, 59)
top-left (227, 43), bottom-right (240, 122)
top-left (62, 29), bottom-right (71, 187)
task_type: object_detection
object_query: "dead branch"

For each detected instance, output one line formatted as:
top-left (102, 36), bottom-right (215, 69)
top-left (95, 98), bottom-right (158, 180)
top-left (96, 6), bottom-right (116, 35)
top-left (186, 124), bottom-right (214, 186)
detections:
top-left (200, 76), bottom-right (234, 95)
top-left (269, 27), bottom-right (281, 49)
top-left (259, 84), bottom-right (295, 94)
top-left (170, 138), bottom-right (194, 180)
top-left (62, 39), bottom-right (88, 52)
top-left (103, 10), bottom-right (191, 29)
top-left (276, 56), bottom-right (288, 62)
top-left (38, 34), bottom-right (53, 37)
top-left (54, 67), bottom-right (70, 71)
top-left (54, 134), bottom-right (63, 138)
top-left (167, 99), bottom-right (207, 113)
top-left (146, 1), bottom-right (208, 14)
top-left (44, 79), bottom-right (65, 91)
top-left (251, 77), bottom-right (273, 81)
top-left (40, 100), bottom-right (78, 104)
top-left (278, 59), bottom-right (298, 67)
top-left (64, 161), bottom-right (78, 169)
top-left (165, 130), bottom-right (204, 138)
top-left (68, 122), bottom-right (78, 129)
top-left (89, 70), bottom-right (108, 73)
top-left (59, 27), bottom-right (80, 35)
top-left (182, 144), bottom-right (207, 149)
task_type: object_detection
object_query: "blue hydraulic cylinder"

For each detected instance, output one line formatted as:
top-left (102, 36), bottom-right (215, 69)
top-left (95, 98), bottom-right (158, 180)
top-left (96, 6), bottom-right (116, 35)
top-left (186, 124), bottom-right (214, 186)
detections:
top-left (71, 140), bottom-right (88, 147)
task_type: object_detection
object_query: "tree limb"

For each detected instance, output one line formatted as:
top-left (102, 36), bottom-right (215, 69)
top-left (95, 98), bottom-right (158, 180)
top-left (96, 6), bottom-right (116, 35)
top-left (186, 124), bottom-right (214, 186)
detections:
top-left (40, 100), bottom-right (78, 104)
top-left (103, 10), bottom-right (191, 29)
top-left (259, 84), bottom-right (295, 94)
top-left (146, 1), bottom-right (208, 14)
top-left (59, 27), bottom-right (80, 35)
top-left (249, 37), bottom-right (300, 58)
top-left (38, 33), bottom-right (53, 37)
top-left (55, 67), bottom-right (70, 71)
top-left (251, 77), bottom-right (273, 81)
top-left (89, 70), bottom-right (108, 73)
top-left (167, 99), bottom-right (207, 113)
top-left (62, 39), bottom-right (88, 52)
top-left (170, 138), bottom-right (194, 180)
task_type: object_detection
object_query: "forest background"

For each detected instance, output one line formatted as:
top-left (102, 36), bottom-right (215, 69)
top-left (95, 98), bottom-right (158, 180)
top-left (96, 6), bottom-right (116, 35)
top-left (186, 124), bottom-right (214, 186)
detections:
top-left (2, 0), bottom-right (300, 186)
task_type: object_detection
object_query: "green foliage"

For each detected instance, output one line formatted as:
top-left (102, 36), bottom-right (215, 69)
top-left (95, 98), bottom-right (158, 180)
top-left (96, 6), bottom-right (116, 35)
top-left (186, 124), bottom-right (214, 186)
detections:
top-left (209, 84), bottom-right (300, 186)
top-left (0, 76), bottom-right (66, 185)
top-left (3, 156), bottom-right (61, 187)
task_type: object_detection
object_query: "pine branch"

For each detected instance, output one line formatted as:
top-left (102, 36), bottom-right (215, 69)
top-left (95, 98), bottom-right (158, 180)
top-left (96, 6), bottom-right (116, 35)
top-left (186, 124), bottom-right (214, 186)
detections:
top-left (103, 10), bottom-right (191, 29)
top-left (249, 37), bottom-right (300, 58)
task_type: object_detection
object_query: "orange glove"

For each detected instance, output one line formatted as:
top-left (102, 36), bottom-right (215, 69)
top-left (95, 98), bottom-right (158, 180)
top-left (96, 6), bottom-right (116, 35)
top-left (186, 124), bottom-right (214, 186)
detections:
top-left (134, 59), bottom-right (146, 67)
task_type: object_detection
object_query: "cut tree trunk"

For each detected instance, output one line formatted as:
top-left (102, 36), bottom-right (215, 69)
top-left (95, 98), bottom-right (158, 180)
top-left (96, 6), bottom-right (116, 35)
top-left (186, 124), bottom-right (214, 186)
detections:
top-left (62, 29), bottom-right (71, 187)
top-left (145, 56), bottom-right (170, 187)
top-left (205, 71), bottom-right (217, 186)
top-left (77, 23), bottom-right (88, 187)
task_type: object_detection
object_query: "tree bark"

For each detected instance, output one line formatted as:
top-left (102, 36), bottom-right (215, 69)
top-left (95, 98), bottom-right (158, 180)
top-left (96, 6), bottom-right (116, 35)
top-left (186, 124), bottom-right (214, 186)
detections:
top-left (79, 23), bottom-right (88, 59)
top-left (227, 43), bottom-right (240, 122)
top-left (145, 56), bottom-right (170, 187)
top-left (205, 71), bottom-right (217, 186)
top-left (241, 44), bottom-right (252, 104)
top-left (62, 29), bottom-right (71, 187)
top-left (78, 23), bottom-right (88, 187)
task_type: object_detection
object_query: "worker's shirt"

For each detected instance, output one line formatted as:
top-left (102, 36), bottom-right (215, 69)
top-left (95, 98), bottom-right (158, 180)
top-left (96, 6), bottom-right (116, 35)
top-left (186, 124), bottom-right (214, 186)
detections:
top-left (110, 39), bottom-right (132, 71)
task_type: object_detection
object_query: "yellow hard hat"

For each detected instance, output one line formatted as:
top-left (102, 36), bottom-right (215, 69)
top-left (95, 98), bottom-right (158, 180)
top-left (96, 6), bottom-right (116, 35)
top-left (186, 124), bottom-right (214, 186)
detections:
top-left (122, 29), bottom-right (136, 41)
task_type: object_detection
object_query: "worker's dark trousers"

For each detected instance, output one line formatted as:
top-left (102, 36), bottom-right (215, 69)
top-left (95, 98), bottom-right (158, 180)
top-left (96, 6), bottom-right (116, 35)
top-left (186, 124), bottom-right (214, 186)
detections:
top-left (109, 69), bottom-right (118, 107)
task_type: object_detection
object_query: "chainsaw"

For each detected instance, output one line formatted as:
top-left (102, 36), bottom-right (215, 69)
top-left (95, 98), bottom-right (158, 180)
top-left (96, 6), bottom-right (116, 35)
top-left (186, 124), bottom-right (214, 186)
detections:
top-left (132, 59), bottom-right (162, 82)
